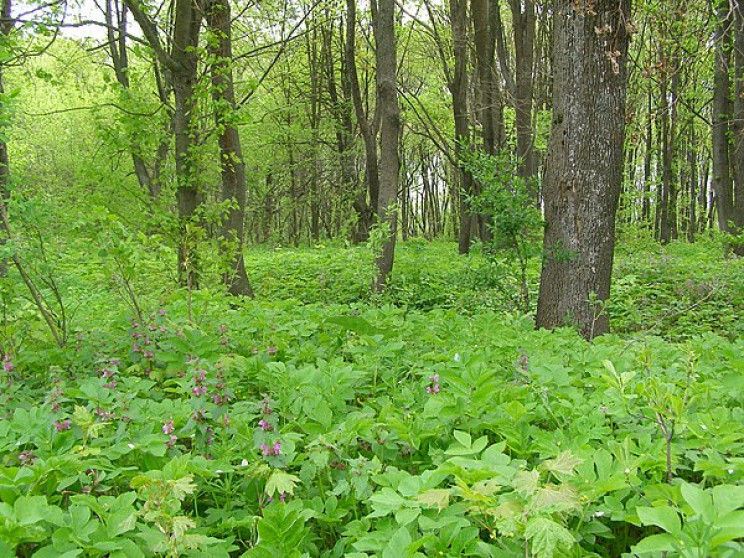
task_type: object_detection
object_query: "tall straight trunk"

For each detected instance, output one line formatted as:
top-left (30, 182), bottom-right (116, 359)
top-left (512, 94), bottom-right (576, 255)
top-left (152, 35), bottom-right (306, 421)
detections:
top-left (0, 0), bottom-right (11, 279)
top-left (323, 17), bottom-right (358, 240)
top-left (206, 0), bottom-right (253, 297)
top-left (372, 0), bottom-right (400, 291)
top-left (449, 0), bottom-right (474, 254)
top-left (535, 0), bottom-right (631, 339)
top-left (510, 0), bottom-right (537, 188)
top-left (642, 91), bottom-right (652, 223)
top-left (346, 0), bottom-right (378, 241)
top-left (472, 0), bottom-right (497, 155)
top-left (711, 0), bottom-right (736, 237)
top-left (687, 139), bottom-right (697, 243)
top-left (732, 2), bottom-right (744, 254)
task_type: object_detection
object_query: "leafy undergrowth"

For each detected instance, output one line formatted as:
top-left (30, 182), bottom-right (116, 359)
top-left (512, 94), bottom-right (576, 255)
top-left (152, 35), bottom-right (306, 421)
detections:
top-left (0, 239), bottom-right (742, 557)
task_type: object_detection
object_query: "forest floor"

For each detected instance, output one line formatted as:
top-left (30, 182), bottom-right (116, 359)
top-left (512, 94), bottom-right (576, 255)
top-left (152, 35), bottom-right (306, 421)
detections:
top-left (0, 237), bottom-right (742, 557)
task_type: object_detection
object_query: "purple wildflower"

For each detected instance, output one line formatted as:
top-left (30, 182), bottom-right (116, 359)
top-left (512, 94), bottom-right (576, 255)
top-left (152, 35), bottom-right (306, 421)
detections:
top-left (192, 385), bottom-right (207, 397)
top-left (162, 420), bottom-right (175, 435)
top-left (55, 419), bottom-right (72, 432)
top-left (258, 419), bottom-right (273, 431)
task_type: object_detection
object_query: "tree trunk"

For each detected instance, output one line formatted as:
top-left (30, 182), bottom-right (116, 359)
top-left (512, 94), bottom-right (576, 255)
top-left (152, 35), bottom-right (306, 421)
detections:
top-left (449, 0), bottom-right (474, 254)
top-left (126, 0), bottom-right (203, 287)
top-left (711, 0), bottom-right (736, 240)
top-left (206, 0), bottom-right (253, 297)
top-left (346, 0), bottom-right (378, 241)
top-left (535, 0), bottom-right (631, 339)
top-left (510, 0), bottom-right (537, 189)
top-left (732, 2), bottom-right (744, 254)
top-left (372, 0), bottom-right (399, 292)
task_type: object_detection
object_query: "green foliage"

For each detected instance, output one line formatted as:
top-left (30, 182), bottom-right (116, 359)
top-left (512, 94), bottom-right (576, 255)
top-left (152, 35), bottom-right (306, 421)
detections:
top-left (0, 237), bottom-right (741, 557)
top-left (460, 148), bottom-right (543, 313)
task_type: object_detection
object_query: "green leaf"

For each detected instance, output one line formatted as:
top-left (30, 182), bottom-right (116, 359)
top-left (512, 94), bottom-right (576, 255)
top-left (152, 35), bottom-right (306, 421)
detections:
top-left (636, 506), bottom-right (681, 536)
top-left (368, 488), bottom-right (408, 518)
top-left (382, 526), bottom-right (413, 558)
top-left (266, 471), bottom-right (301, 497)
top-left (453, 430), bottom-right (471, 448)
top-left (524, 517), bottom-right (574, 558)
top-left (631, 534), bottom-right (677, 554)
top-left (680, 482), bottom-right (714, 522)
top-left (415, 489), bottom-right (451, 511)
top-left (541, 451), bottom-right (584, 476)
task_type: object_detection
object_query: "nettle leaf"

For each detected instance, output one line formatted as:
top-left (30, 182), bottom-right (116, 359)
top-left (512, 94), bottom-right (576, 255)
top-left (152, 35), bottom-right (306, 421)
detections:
top-left (513, 470), bottom-right (540, 496)
top-left (169, 476), bottom-right (196, 500)
top-left (636, 506), bottom-right (681, 536)
top-left (541, 451), bottom-right (584, 477)
top-left (266, 471), bottom-right (301, 497)
top-left (170, 515), bottom-right (196, 539)
top-left (415, 489), bottom-right (451, 511)
top-left (524, 516), bottom-right (574, 558)
top-left (533, 483), bottom-right (580, 512)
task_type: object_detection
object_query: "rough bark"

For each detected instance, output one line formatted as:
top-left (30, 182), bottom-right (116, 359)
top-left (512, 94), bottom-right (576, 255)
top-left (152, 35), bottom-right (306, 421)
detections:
top-left (535, 0), bottom-right (632, 339)
top-left (372, 0), bottom-right (399, 292)
top-left (206, 0), bottom-right (254, 297)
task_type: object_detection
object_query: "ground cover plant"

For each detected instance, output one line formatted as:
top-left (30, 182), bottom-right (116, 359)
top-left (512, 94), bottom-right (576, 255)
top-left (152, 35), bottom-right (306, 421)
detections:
top-left (0, 238), bottom-right (742, 558)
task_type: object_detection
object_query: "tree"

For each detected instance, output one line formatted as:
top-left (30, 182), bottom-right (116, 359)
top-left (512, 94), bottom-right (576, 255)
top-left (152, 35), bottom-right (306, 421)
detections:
top-left (206, 0), bottom-right (254, 296)
top-left (371, 0), bottom-right (400, 291)
top-left (712, 0), bottom-right (744, 254)
top-left (126, 0), bottom-right (204, 287)
top-left (535, 0), bottom-right (632, 339)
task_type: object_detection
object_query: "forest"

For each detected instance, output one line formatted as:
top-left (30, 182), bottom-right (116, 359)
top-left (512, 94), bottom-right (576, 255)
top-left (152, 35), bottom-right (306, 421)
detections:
top-left (0, 0), bottom-right (742, 555)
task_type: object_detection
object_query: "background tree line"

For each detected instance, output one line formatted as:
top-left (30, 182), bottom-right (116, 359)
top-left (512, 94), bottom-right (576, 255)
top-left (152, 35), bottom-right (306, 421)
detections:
top-left (0, 0), bottom-right (741, 339)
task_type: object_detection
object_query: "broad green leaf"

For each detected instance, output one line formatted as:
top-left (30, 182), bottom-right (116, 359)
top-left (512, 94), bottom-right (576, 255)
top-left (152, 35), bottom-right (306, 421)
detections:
top-left (631, 534), bottom-right (677, 554)
top-left (382, 526), bottom-right (413, 558)
top-left (680, 482), bottom-right (714, 522)
top-left (453, 430), bottom-right (472, 448)
top-left (636, 506), bottom-right (681, 536)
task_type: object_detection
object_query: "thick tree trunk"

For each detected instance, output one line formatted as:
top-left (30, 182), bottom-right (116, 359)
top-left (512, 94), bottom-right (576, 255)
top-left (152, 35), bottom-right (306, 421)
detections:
top-left (372, 0), bottom-right (399, 292)
top-left (206, 0), bottom-right (253, 297)
top-left (535, 0), bottom-right (631, 339)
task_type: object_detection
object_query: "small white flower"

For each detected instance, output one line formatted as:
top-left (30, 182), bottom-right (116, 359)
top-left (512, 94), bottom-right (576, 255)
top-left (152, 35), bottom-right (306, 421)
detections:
top-left (700, 424), bottom-right (707, 431)
top-left (624, 468), bottom-right (631, 474)
top-left (127, 443), bottom-right (135, 449)
top-left (595, 511), bottom-right (605, 517)
top-left (454, 353), bottom-right (461, 362)
top-left (215, 469), bottom-right (223, 474)
top-left (728, 469), bottom-right (734, 474)
top-left (240, 459), bottom-right (249, 467)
